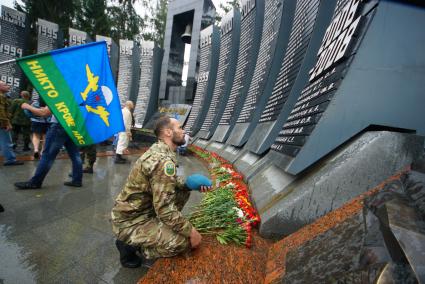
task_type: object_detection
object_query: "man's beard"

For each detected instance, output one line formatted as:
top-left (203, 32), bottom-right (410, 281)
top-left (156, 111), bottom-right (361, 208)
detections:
top-left (172, 132), bottom-right (185, 146)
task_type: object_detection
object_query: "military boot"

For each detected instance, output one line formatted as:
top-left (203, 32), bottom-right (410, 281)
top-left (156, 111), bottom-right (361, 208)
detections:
top-left (115, 239), bottom-right (141, 268)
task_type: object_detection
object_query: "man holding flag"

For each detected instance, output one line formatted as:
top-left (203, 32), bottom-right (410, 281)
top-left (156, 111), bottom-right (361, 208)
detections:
top-left (12, 41), bottom-right (124, 189)
top-left (15, 103), bottom-right (84, 189)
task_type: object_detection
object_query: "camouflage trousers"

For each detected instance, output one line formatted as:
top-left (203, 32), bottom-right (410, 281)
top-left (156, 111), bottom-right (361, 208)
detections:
top-left (116, 190), bottom-right (191, 259)
top-left (80, 144), bottom-right (97, 168)
top-left (12, 124), bottom-right (31, 146)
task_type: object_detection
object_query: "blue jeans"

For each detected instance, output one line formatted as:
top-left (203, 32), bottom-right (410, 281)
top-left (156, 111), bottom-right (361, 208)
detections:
top-left (0, 128), bottom-right (17, 164)
top-left (30, 123), bottom-right (83, 186)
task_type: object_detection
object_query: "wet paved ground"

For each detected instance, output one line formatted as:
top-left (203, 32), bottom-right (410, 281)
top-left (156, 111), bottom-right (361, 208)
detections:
top-left (0, 151), bottom-right (207, 283)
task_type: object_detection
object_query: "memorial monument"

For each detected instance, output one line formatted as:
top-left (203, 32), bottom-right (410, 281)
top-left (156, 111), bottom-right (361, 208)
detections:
top-left (0, 5), bottom-right (29, 98)
top-left (159, 0), bottom-right (216, 103)
top-left (234, 0), bottom-right (337, 173)
top-left (244, 0), bottom-right (425, 239)
top-left (95, 35), bottom-right (119, 83)
top-left (196, 9), bottom-right (241, 141)
top-left (31, 18), bottom-right (62, 103)
top-left (184, 25), bottom-right (220, 137)
top-left (213, 0), bottom-right (296, 160)
top-left (116, 39), bottom-right (140, 106)
top-left (211, 0), bottom-right (265, 144)
top-left (133, 41), bottom-right (163, 128)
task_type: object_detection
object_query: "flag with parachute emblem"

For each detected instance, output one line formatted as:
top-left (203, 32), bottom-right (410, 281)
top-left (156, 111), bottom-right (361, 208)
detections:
top-left (17, 41), bottom-right (124, 146)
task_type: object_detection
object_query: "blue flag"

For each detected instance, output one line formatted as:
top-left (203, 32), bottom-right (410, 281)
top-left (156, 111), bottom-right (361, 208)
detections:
top-left (18, 41), bottom-right (124, 146)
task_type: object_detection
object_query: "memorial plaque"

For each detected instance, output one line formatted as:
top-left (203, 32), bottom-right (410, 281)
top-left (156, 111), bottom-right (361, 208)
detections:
top-left (244, 0), bottom-right (336, 154)
top-left (226, 0), bottom-right (297, 147)
top-left (264, 0), bottom-right (425, 174)
top-left (36, 19), bottom-right (60, 53)
top-left (197, 9), bottom-right (241, 140)
top-left (184, 25), bottom-right (220, 136)
top-left (213, 0), bottom-right (265, 143)
top-left (158, 103), bottom-right (192, 126)
top-left (116, 39), bottom-right (139, 106)
top-left (271, 0), bottom-right (367, 160)
top-left (68, 28), bottom-right (92, 47)
top-left (134, 41), bottom-right (164, 128)
top-left (96, 35), bottom-right (119, 83)
top-left (31, 18), bottom-right (61, 103)
top-left (0, 6), bottom-right (29, 98)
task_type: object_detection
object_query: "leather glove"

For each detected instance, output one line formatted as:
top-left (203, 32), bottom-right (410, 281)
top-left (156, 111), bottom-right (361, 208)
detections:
top-left (186, 174), bottom-right (212, 191)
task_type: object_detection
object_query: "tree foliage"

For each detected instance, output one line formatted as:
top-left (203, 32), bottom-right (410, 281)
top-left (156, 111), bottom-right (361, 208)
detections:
top-left (142, 0), bottom-right (168, 48)
top-left (107, 2), bottom-right (144, 42)
top-left (216, 0), bottom-right (240, 24)
top-left (76, 0), bottom-right (111, 39)
top-left (14, 0), bottom-right (145, 50)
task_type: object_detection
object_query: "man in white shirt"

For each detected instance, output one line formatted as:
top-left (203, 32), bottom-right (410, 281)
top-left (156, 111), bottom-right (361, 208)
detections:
top-left (115, 101), bottom-right (134, 164)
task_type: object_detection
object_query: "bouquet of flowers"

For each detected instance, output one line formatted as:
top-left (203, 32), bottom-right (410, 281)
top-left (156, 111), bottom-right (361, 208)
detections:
top-left (188, 145), bottom-right (260, 247)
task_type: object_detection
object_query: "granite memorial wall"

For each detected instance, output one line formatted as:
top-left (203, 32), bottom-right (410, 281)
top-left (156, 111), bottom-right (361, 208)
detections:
top-left (95, 35), bottom-right (119, 83)
top-left (134, 41), bottom-right (163, 128)
top-left (184, 25), bottom-right (220, 137)
top-left (116, 39), bottom-right (140, 107)
top-left (68, 27), bottom-right (92, 47)
top-left (244, 0), bottom-right (336, 156)
top-left (196, 9), bottom-right (241, 140)
top-left (212, 0), bottom-right (265, 143)
top-left (31, 18), bottom-right (62, 103)
top-left (0, 5), bottom-right (29, 98)
top-left (242, 0), bottom-right (425, 238)
top-left (224, 0), bottom-right (296, 148)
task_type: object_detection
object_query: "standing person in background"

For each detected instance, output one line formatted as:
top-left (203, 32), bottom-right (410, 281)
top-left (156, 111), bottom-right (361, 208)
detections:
top-left (30, 96), bottom-right (50, 159)
top-left (115, 101), bottom-right (134, 164)
top-left (10, 90), bottom-right (32, 151)
top-left (0, 80), bottom-right (24, 166)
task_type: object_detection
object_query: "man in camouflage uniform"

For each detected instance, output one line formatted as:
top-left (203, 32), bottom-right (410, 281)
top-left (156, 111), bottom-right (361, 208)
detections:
top-left (80, 144), bottom-right (97, 173)
top-left (0, 80), bottom-right (23, 166)
top-left (10, 90), bottom-right (31, 151)
top-left (111, 116), bottom-right (210, 268)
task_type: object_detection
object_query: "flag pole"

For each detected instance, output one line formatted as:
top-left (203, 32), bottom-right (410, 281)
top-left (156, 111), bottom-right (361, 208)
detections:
top-left (0, 58), bottom-right (17, 66)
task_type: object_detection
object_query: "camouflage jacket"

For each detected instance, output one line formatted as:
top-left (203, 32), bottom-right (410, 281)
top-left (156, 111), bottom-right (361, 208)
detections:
top-left (10, 98), bottom-right (31, 126)
top-left (111, 140), bottom-right (192, 237)
top-left (0, 92), bottom-right (10, 128)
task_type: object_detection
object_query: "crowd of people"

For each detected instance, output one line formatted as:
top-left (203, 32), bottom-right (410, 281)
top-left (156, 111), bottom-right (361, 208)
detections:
top-left (1, 80), bottom-right (211, 269)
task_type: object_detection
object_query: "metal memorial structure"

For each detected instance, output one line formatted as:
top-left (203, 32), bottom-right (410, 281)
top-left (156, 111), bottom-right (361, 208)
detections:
top-left (0, 5), bottom-right (29, 98)
top-left (96, 35), bottom-right (119, 83)
top-left (246, 0), bottom-right (425, 237)
top-left (134, 41), bottom-right (164, 128)
top-left (184, 25), bottom-right (220, 137)
top-left (116, 39), bottom-right (140, 107)
top-left (223, 0), bottom-right (296, 155)
top-left (31, 18), bottom-right (62, 103)
top-left (196, 9), bottom-right (241, 140)
top-left (159, 0), bottom-right (216, 102)
top-left (235, 0), bottom-right (337, 172)
top-left (212, 0), bottom-right (265, 143)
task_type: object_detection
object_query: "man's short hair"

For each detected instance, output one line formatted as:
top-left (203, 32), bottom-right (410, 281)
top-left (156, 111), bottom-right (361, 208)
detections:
top-left (154, 115), bottom-right (172, 138)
